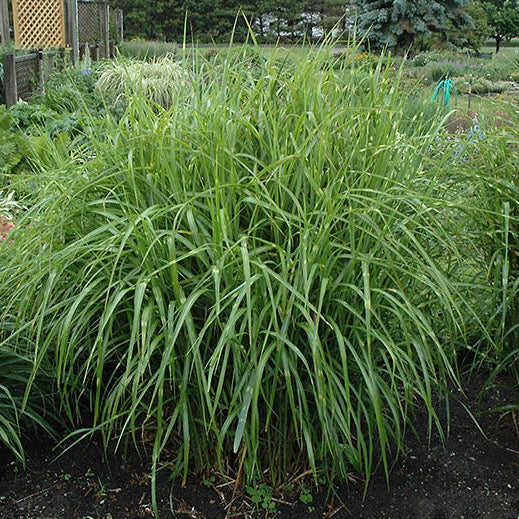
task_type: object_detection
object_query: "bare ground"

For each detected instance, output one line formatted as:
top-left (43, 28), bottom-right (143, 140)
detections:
top-left (0, 370), bottom-right (517, 519)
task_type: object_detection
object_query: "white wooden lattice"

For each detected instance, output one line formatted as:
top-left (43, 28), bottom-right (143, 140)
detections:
top-left (12, 0), bottom-right (65, 49)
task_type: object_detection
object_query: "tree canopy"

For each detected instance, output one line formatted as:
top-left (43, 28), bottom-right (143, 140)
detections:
top-left (481, 0), bottom-right (519, 52)
top-left (351, 0), bottom-right (474, 51)
top-left (444, 1), bottom-right (490, 52)
top-left (112, 0), bottom-right (351, 42)
top-left (114, 0), bottom-right (518, 54)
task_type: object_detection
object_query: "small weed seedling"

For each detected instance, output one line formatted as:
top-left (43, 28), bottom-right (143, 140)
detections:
top-left (299, 485), bottom-right (315, 512)
top-left (203, 475), bottom-right (216, 488)
top-left (246, 483), bottom-right (278, 514)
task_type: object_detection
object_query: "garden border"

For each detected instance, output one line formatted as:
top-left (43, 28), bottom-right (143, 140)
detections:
top-left (2, 42), bottom-right (114, 106)
top-left (3, 49), bottom-right (58, 106)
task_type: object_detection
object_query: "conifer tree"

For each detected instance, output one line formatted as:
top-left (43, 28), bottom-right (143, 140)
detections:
top-left (352, 0), bottom-right (474, 51)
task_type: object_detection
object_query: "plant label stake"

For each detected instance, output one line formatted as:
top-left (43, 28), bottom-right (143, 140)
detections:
top-left (468, 74), bottom-right (473, 110)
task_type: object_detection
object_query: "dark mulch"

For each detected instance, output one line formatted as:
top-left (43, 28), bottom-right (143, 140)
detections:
top-left (0, 371), bottom-right (517, 519)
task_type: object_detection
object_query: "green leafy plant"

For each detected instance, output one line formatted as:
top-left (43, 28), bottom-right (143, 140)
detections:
top-left (468, 79), bottom-right (511, 95)
top-left (299, 484), bottom-right (315, 511)
top-left (118, 40), bottom-right (178, 60)
top-left (425, 61), bottom-right (468, 82)
top-left (0, 190), bottom-right (23, 219)
top-left (247, 483), bottom-right (277, 513)
top-left (460, 102), bottom-right (518, 370)
top-left (0, 107), bottom-right (32, 180)
top-left (0, 43), bottom-right (516, 514)
top-left (9, 102), bottom-right (83, 138)
top-left (39, 66), bottom-right (98, 114)
top-left (202, 475), bottom-right (216, 488)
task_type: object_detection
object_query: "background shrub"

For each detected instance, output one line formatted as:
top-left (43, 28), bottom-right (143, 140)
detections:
top-left (425, 60), bottom-right (469, 82)
top-left (118, 39), bottom-right (178, 60)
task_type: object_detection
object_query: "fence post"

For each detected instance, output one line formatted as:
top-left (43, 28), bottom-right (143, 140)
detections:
top-left (4, 53), bottom-right (18, 107)
top-left (58, 46), bottom-right (65, 69)
top-left (0, 0), bottom-right (9, 44)
top-left (116, 8), bottom-right (123, 42)
top-left (36, 49), bottom-right (45, 94)
top-left (66, 0), bottom-right (80, 65)
top-left (98, 0), bottom-right (109, 58)
top-left (93, 43), bottom-right (100, 61)
top-left (102, 0), bottom-right (110, 58)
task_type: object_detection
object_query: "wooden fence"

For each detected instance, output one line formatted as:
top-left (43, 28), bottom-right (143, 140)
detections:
top-left (0, 1), bottom-right (123, 55)
top-left (1, 0), bottom-right (123, 106)
top-left (0, 0), bottom-right (9, 44)
top-left (2, 42), bottom-right (113, 106)
top-left (73, 1), bottom-right (122, 61)
top-left (11, 0), bottom-right (66, 49)
top-left (3, 49), bottom-right (58, 106)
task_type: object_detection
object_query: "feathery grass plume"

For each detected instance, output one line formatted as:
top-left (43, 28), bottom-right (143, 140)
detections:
top-left (0, 44), bottom-right (512, 505)
top-left (96, 56), bottom-right (192, 109)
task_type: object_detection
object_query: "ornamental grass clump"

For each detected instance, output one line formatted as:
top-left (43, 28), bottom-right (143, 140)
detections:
top-left (96, 56), bottom-right (192, 109)
top-left (0, 190), bottom-right (54, 462)
top-left (451, 100), bottom-right (518, 390)
top-left (0, 46), bottom-right (513, 504)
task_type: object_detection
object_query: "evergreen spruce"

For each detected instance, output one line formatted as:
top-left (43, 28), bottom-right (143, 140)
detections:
top-left (352, 0), bottom-right (474, 51)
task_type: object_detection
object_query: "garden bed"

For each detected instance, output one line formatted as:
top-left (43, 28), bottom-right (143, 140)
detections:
top-left (1, 45), bottom-right (518, 519)
top-left (0, 371), bottom-right (517, 519)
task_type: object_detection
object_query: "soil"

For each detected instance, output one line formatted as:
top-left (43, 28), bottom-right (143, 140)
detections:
top-left (446, 107), bottom-right (514, 134)
top-left (0, 371), bottom-right (517, 519)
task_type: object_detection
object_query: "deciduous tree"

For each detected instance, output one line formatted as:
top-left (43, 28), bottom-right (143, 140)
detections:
top-left (112, 0), bottom-right (345, 42)
top-left (445, 1), bottom-right (490, 51)
top-left (481, 0), bottom-right (519, 52)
